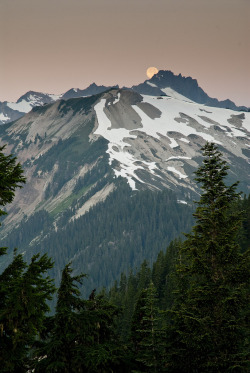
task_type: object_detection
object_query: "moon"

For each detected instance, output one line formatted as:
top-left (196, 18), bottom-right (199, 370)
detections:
top-left (146, 66), bottom-right (159, 79)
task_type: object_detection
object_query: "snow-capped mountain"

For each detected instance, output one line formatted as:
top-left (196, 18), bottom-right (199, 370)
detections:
top-left (0, 91), bottom-right (62, 125)
top-left (0, 87), bottom-right (249, 230)
top-left (93, 89), bottom-right (249, 191)
top-left (1, 70), bottom-right (248, 125)
top-left (0, 83), bottom-right (249, 295)
top-left (130, 70), bottom-right (248, 111)
top-left (0, 84), bottom-right (119, 125)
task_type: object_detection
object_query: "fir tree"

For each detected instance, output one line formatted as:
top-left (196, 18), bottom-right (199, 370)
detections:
top-left (34, 263), bottom-right (86, 372)
top-left (131, 282), bottom-right (166, 373)
top-left (167, 143), bottom-right (250, 372)
top-left (0, 251), bottom-right (55, 372)
top-left (0, 145), bottom-right (26, 215)
top-left (0, 145), bottom-right (25, 256)
top-left (0, 146), bottom-right (55, 371)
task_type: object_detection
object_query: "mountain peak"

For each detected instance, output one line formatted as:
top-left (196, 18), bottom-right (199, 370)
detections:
top-left (131, 70), bottom-right (246, 111)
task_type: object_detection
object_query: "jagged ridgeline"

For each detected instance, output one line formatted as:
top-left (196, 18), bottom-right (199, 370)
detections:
top-left (0, 180), bottom-right (194, 297)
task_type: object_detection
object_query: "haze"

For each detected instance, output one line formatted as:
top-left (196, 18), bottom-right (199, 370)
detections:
top-left (0, 0), bottom-right (249, 106)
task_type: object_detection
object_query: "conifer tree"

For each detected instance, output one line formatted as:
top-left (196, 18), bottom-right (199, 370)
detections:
top-left (0, 146), bottom-right (55, 371)
top-left (0, 145), bottom-right (26, 216)
top-left (81, 292), bottom-right (126, 372)
top-left (0, 251), bottom-right (55, 372)
top-left (167, 143), bottom-right (250, 372)
top-left (34, 263), bottom-right (86, 372)
top-left (0, 145), bottom-right (25, 255)
top-left (131, 282), bottom-right (166, 373)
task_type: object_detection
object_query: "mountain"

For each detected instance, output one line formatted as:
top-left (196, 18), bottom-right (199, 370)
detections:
top-left (0, 84), bottom-right (117, 125)
top-left (0, 83), bottom-right (249, 295)
top-left (130, 70), bottom-right (248, 111)
top-left (0, 91), bottom-right (62, 125)
top-left (1, 70), bottom-right (248, 126)
top-left (62, 83), bottom-right (119, 99)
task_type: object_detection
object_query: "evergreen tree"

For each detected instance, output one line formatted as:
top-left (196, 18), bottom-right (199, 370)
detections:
top-left (35, 264), bottom-right (125, 372)
top-left (167, 143), bottom-right (250, 372)
top-left (81, 292), bottom-right (126, 372)
top-left (0, 251), bottom-right (55, 372)
top-left (131, 282), bottom-right (166, 373)
top-left (0, 146), bottom-right (55, 371)
top-left (0, 145), bottom-right (26, 217)
top-left (0, 145), bottom-right (25, 256)
top-left (34, 263), bottom-right (86, 372)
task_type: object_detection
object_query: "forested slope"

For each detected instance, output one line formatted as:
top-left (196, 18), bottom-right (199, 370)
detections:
top-left (1, 181), bottom-right (195, 297)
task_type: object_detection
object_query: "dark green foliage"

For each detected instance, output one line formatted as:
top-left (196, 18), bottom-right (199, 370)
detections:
top-left (1, 180), bottom-right (194, 298)
top-left (1, 210), bottom-right (52, 255)
top-left (0, 251), bottom-right (55, 372)
top-left (34, 263), bottom-right (86, 372)
top-left (108, 240), bottom-right (181, 343)
top-left (34, 264), bottom-right (126, 372)
top-left (239, 194), bottom-right (250, 252)
top-left (167, 143), bottom-right (250, 372)
top-left (0, 145), bottom-right (25, 219)
top-left (35, 183), bottom-right (194, 297)
top-left (131, 282), bottom-right (166, 373)
top-left (0, 146), bottom-right (55, 371)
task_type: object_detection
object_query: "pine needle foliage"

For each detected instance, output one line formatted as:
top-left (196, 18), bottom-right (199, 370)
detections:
top-left (167, 143), bottom-right (250, 372)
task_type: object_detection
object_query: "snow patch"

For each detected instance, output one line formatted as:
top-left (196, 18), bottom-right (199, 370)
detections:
top-left (146, 81), bottom-right (158, 88)
top-left (166, 156), bottom-right (191, 161)
top-left (132, 95), bottom-right (222, 145)
top-left (112, 92), bottom-right (120, 105)
top-left (94, 99), bottom-right (148, 190)
top-left (161, 87), bottom-right (193, 103)
top-left (177, 199), bottom-right (188, 204)
top-left (167, 166), bottom-right (187, 179)
top-left (0, 113), bottom-right (10, 122)
top-left (48, 93), bottom-right (62, 100)
top-left (7, 100), bottom-right (33, 113)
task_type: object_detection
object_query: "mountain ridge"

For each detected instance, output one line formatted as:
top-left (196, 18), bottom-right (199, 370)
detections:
top-left (1, 70), bottom-right (248, 125)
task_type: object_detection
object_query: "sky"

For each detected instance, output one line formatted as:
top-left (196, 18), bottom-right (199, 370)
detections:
top-left (0, 0), bottom-right (249, 106)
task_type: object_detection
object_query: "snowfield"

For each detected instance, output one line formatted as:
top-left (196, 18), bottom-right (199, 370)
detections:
top-left (94, 90), bottom-right (250, 189)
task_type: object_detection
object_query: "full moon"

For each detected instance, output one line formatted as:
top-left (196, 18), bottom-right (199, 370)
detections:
top-left (146, 66), bottom-right (159, 79)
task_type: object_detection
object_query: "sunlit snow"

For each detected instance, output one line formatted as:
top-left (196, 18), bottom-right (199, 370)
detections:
top-left (7, 93), bottom-right (61, 114)
top-left (94, 92), bottom-right (250, 189)
top-left (48, 93), bottom-right (62, 100)
top-left (167, 166), bottom-right (187, 179)
top-left (7, 100), bottom-right (33, 113)
top-left (132, 95), bottom-right (222, 144)
top-left (95, 99), bottom-right (147, 190)
top-left (0, 113), bottom-right (10, 122)
top-left (161, 87), bottom-right (194, 103)
top-left (112, 92), bottom-right (120, 105)
top-left (166, 156), bottom-right (191, 161)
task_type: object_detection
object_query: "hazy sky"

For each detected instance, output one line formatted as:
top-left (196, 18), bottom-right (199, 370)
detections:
top-left (1, 0), bottom-right (249, 106)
